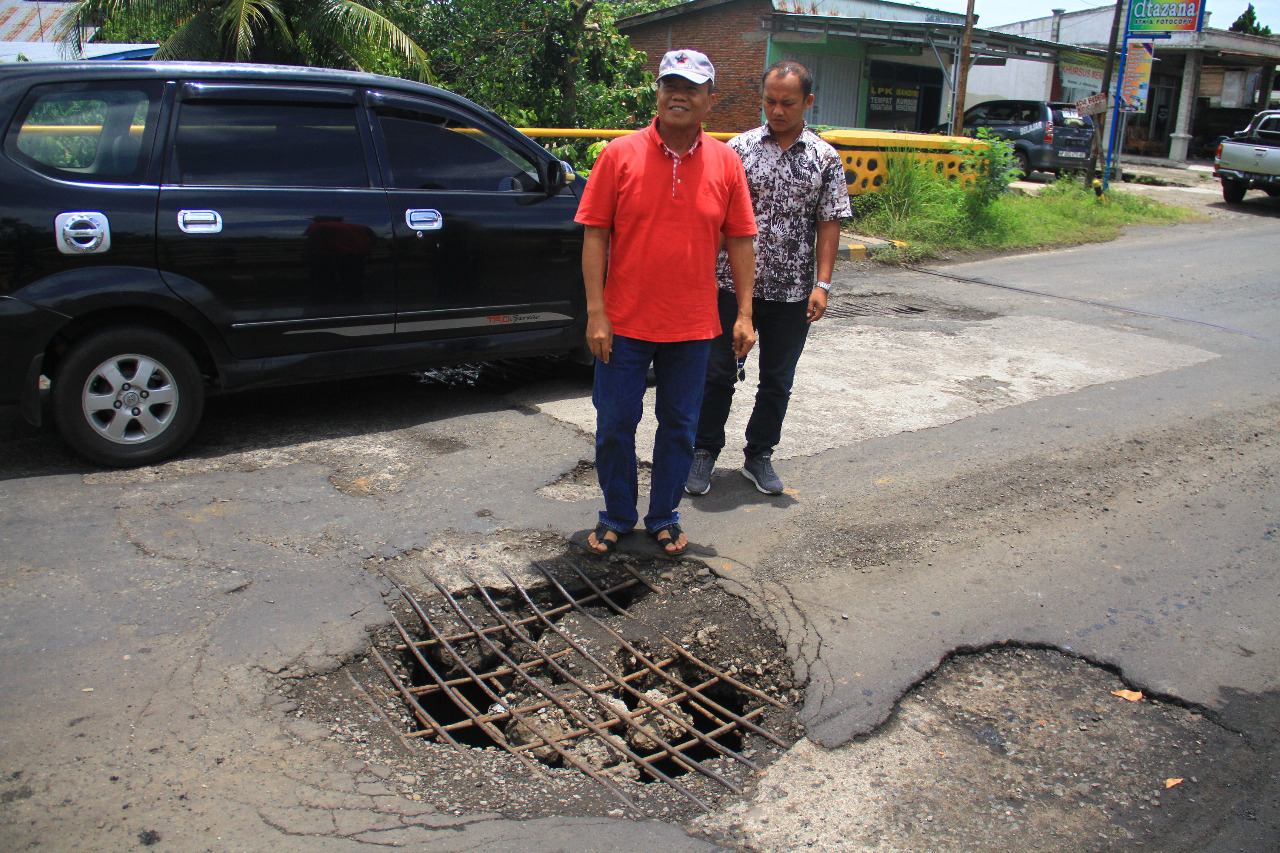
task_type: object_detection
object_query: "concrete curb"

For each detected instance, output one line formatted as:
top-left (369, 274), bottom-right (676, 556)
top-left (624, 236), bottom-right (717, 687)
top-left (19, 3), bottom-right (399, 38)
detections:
top-left (837, 237), bottom-right (906, 260)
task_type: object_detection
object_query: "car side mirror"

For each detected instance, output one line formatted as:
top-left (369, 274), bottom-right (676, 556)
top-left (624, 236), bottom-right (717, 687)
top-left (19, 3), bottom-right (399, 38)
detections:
top-left (541, 158), bottom-right (573, 193)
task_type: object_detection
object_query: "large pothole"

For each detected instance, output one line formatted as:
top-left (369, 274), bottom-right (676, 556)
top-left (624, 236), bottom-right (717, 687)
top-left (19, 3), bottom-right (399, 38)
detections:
top-left (288, 542), bottom-right (801, 821)
top-left (696, 646), bottom-right (1264, 853)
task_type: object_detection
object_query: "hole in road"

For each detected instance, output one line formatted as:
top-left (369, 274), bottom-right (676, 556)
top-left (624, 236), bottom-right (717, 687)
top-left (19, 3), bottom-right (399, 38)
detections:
top-left (290, 545), bottom-right (801, 820)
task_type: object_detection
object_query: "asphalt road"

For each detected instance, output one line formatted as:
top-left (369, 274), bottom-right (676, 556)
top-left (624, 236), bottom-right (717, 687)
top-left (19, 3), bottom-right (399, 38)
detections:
top-left (0, 192), bottom-right (1277, 851)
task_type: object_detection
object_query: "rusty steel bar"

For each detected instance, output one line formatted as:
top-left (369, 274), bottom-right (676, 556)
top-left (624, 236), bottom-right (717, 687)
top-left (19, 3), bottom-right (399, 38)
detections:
top-left (345, 669), bottom-right (418, 754)
top-left (419, 572), bottom-right (648, 813)
top-left (384, 580), bottom-right (558, 785)
top-left (410, 654), bottom-right (673, 736)
top-left (394, 576), bottom-right (645, 651)
top-left (369, 644), bottom-right (480, 767)
top-left (639, 706), bottom-right (769, 765)
top-left (489, 656), bottom-right (680, 746)
top-left (536, 559), bottom-right (790, 749)
top-left (663, 641), bottom-right (789, 709)
top-left (407, 649), bottom-right (575, 695)
top-left (450, 571), bottom-right (721, 804)
top-left (501, 567), bottom-right (758, 777)
top-left (583, 555), bottom-right (662, 596)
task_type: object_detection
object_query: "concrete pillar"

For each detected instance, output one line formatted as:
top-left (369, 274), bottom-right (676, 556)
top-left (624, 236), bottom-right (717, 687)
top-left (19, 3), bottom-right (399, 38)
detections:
top-left (1169, 51), bottom-right (1201, 161)
top-left (1046, 10), bottom-right (1065, 101)
top-left (1259, 64), bottom-right (1276, 109)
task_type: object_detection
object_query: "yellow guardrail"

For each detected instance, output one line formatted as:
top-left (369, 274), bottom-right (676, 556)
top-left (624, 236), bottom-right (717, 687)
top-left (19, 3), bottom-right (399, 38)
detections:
top-left (820, 129), bottom-right (983, 195)
top-left (520, 127), bottom-right (983, 196)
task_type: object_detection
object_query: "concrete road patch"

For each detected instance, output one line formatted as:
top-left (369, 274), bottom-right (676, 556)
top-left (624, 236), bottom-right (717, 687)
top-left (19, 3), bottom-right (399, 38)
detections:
top-left (526, 315), bottom-right (1216, 465)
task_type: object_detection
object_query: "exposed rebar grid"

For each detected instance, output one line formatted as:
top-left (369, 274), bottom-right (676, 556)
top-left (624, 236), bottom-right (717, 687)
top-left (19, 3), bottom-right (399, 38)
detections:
top-left (375, 556), bottom-right (795, 813)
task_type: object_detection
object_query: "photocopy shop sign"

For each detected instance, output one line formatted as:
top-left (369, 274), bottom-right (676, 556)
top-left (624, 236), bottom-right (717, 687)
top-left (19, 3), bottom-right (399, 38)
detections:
top-left (1127, 0), bottom-right (1206, 32)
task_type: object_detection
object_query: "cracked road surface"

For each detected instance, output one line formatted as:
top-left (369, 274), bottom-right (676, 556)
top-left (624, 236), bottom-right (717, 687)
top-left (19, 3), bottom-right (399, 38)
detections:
top-left (1, 207), bottom-right (1278, 851)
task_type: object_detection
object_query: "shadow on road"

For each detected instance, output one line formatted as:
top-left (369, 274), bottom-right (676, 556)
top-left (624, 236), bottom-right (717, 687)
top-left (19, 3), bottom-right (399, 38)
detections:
top-left (0, 356), bottom-right (593, 482)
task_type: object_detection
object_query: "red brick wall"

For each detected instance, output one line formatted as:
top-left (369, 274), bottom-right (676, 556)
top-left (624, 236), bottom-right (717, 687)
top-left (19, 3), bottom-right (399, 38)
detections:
top-left (621, 0), bottom-right (772, 133)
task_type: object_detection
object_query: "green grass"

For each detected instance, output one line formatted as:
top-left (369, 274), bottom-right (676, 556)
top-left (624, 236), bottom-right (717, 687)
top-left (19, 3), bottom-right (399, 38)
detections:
top-left (852, 153), bottom-right (1201, 265)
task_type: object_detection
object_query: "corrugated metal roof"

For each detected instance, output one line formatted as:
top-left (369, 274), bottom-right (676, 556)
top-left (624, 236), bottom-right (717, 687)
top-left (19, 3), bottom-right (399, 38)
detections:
top-left (0, 0), bottom-right (80, 43)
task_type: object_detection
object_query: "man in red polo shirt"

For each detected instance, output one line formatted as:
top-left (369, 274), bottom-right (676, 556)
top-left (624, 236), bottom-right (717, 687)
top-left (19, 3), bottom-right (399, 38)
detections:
top-left (574, 49), bottom-right (757, 557)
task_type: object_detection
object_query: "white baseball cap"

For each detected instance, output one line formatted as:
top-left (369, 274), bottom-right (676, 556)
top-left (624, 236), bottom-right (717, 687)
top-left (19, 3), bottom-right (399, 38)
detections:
top-left (658, 49), bottom-right (715, 85)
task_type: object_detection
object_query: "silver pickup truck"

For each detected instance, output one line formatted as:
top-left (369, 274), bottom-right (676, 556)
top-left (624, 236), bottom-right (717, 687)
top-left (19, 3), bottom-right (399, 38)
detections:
top-left (1214, 109), bottom-right (1280, 203)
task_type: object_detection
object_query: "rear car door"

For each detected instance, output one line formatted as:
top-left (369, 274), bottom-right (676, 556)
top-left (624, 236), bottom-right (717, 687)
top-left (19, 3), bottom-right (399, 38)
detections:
top-left (2, 79), bottom-right (164, 299)
top-left (1050, 105), bottom-right (1094, 167)
top-left (0, 78), bottom-right (165, 418)
top-left (157, 82), bottom-right (395, 359)
top-left (367, 92), bottom-right (581, 344)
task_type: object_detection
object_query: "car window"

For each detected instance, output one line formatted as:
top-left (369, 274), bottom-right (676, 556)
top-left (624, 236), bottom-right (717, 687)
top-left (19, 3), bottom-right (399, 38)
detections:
top-left (171, 101), bottom-right (367, 188)
top-left (1052, 107), bottom-right (1092, 129)
top-left (982, 103), bottom-right (1024, 123)
top-left (376, 106), bottom-right (539, 192)
top-left (7, 83), bottom-right (161, 181)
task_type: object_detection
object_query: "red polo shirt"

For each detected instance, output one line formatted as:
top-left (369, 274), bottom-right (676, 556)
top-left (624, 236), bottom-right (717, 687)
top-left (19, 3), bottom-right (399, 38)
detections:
top-left (575, 119), bottom-right (757, 342)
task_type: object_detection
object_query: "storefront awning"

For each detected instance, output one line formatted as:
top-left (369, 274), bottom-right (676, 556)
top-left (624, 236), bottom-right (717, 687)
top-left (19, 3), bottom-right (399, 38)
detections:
top-left (767, 14), bottom-right (1106, 65)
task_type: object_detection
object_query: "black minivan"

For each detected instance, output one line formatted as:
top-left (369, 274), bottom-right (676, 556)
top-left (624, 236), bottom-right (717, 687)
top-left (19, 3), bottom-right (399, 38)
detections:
top-left (0, 63), bottom-right (586, 466)
top-left (948, 100), bottom-right (1095, 177)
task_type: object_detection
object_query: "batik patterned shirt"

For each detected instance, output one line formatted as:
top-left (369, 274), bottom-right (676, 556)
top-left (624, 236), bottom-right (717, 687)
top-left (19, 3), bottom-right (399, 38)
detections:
top-left (715, 124), bottom-right (852, 302)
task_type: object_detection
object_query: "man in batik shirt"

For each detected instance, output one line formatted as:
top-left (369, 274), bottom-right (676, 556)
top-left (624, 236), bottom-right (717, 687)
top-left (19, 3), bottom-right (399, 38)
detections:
top-left (687, 60), bottom-right (852, 496)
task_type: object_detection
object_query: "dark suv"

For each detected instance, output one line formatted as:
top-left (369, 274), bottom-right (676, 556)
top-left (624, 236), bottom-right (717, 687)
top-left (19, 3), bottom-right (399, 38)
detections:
top-left (0, 63), bottom-right (586, 466)
top-left (950, 100), bottom-right (1095, 177)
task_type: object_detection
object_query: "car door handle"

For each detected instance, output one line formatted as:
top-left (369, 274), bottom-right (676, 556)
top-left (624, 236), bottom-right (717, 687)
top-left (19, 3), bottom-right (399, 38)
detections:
top-left (406, 209), bottom-right (443, 231)
top-left (177, 209), bottom-right (223, 234)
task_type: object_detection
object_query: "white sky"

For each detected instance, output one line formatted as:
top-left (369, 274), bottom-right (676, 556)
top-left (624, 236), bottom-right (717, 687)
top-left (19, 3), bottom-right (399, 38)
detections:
top-left (919, 0), bottom-right (1280, 30)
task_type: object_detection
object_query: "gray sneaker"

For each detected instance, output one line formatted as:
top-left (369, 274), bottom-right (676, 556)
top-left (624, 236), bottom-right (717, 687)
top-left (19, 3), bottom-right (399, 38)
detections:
top-left (685, 449), bottom-right (715, 495)
top-left (742, 455), bottom-right (784, 495)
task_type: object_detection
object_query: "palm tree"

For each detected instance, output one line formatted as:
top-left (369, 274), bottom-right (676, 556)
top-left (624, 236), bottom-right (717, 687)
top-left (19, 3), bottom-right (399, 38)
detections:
top-left (58, 0), bottom-right (432, 81)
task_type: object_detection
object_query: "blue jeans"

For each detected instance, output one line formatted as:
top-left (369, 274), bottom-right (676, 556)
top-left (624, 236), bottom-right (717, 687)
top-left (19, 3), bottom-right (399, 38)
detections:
top-left (696, 289), bottom-right (810, 460)
top-left (594, 335), bottom-right (711, 534)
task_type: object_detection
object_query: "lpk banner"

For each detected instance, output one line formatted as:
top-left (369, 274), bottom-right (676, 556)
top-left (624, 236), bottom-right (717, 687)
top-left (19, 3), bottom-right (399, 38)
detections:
top-left (1128, 0), bottom-right (1206, 33)
top-left (1060, 51), bottom-right (1104, 92)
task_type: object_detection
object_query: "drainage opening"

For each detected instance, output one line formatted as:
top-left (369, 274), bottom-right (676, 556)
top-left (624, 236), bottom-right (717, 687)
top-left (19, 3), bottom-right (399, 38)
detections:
top-left (359, 554), bottom-right (801, 818)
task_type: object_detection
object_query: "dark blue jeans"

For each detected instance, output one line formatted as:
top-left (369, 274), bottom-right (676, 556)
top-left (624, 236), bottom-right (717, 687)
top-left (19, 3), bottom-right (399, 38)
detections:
top-left (594, 335), bottom-right (711, 535)
top-left (696, 289), bottom-right (810, 460)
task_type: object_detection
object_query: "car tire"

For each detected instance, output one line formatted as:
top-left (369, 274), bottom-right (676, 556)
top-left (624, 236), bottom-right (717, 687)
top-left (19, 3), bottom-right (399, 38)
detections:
top-left (1263, 187), bottom-right (1280, 198)
top-left (1222, 179), bottom-right (1247, 203)
top-left (53, 327), bottom-right (204, 467)
top-left (1014, 150), bottom-right (1032, 179)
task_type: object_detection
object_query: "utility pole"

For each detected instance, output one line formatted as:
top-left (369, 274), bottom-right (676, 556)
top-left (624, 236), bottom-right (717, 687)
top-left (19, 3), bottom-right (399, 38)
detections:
top-left (950, 0), bottom-right (976, 136)
top-left (1086, 0), bottom-right (1127, 186)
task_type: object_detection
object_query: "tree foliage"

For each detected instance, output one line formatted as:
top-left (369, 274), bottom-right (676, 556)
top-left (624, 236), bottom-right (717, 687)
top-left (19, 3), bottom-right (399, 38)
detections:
top-left (58, 0), bottom-right (432, 80)
top-left (69, 0), bottom-right (659, 138)
top-left (1229, 3), bottom-right (1272, 37)
top-left (606, 0), bottom-right (685, 19)
top-left (401, 0), bottom-right (654, 129)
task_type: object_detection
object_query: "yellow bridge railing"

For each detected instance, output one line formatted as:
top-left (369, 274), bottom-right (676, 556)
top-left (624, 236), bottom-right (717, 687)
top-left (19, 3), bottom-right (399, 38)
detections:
top-left (519, 127), bottom-right (984, 196)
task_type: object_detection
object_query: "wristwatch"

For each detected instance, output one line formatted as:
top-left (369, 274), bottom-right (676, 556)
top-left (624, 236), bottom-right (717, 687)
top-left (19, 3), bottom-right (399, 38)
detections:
top-left (815, 281), bottom-right (832, 292)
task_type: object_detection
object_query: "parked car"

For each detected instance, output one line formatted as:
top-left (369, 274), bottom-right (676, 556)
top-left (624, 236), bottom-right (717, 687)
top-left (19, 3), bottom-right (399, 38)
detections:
top-left (1214, 109), bottom-right (1280, 203)
top-left (939, 100), bottom-right (1095, 177)
top-left (0, 62), bottom-right (586, 467)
